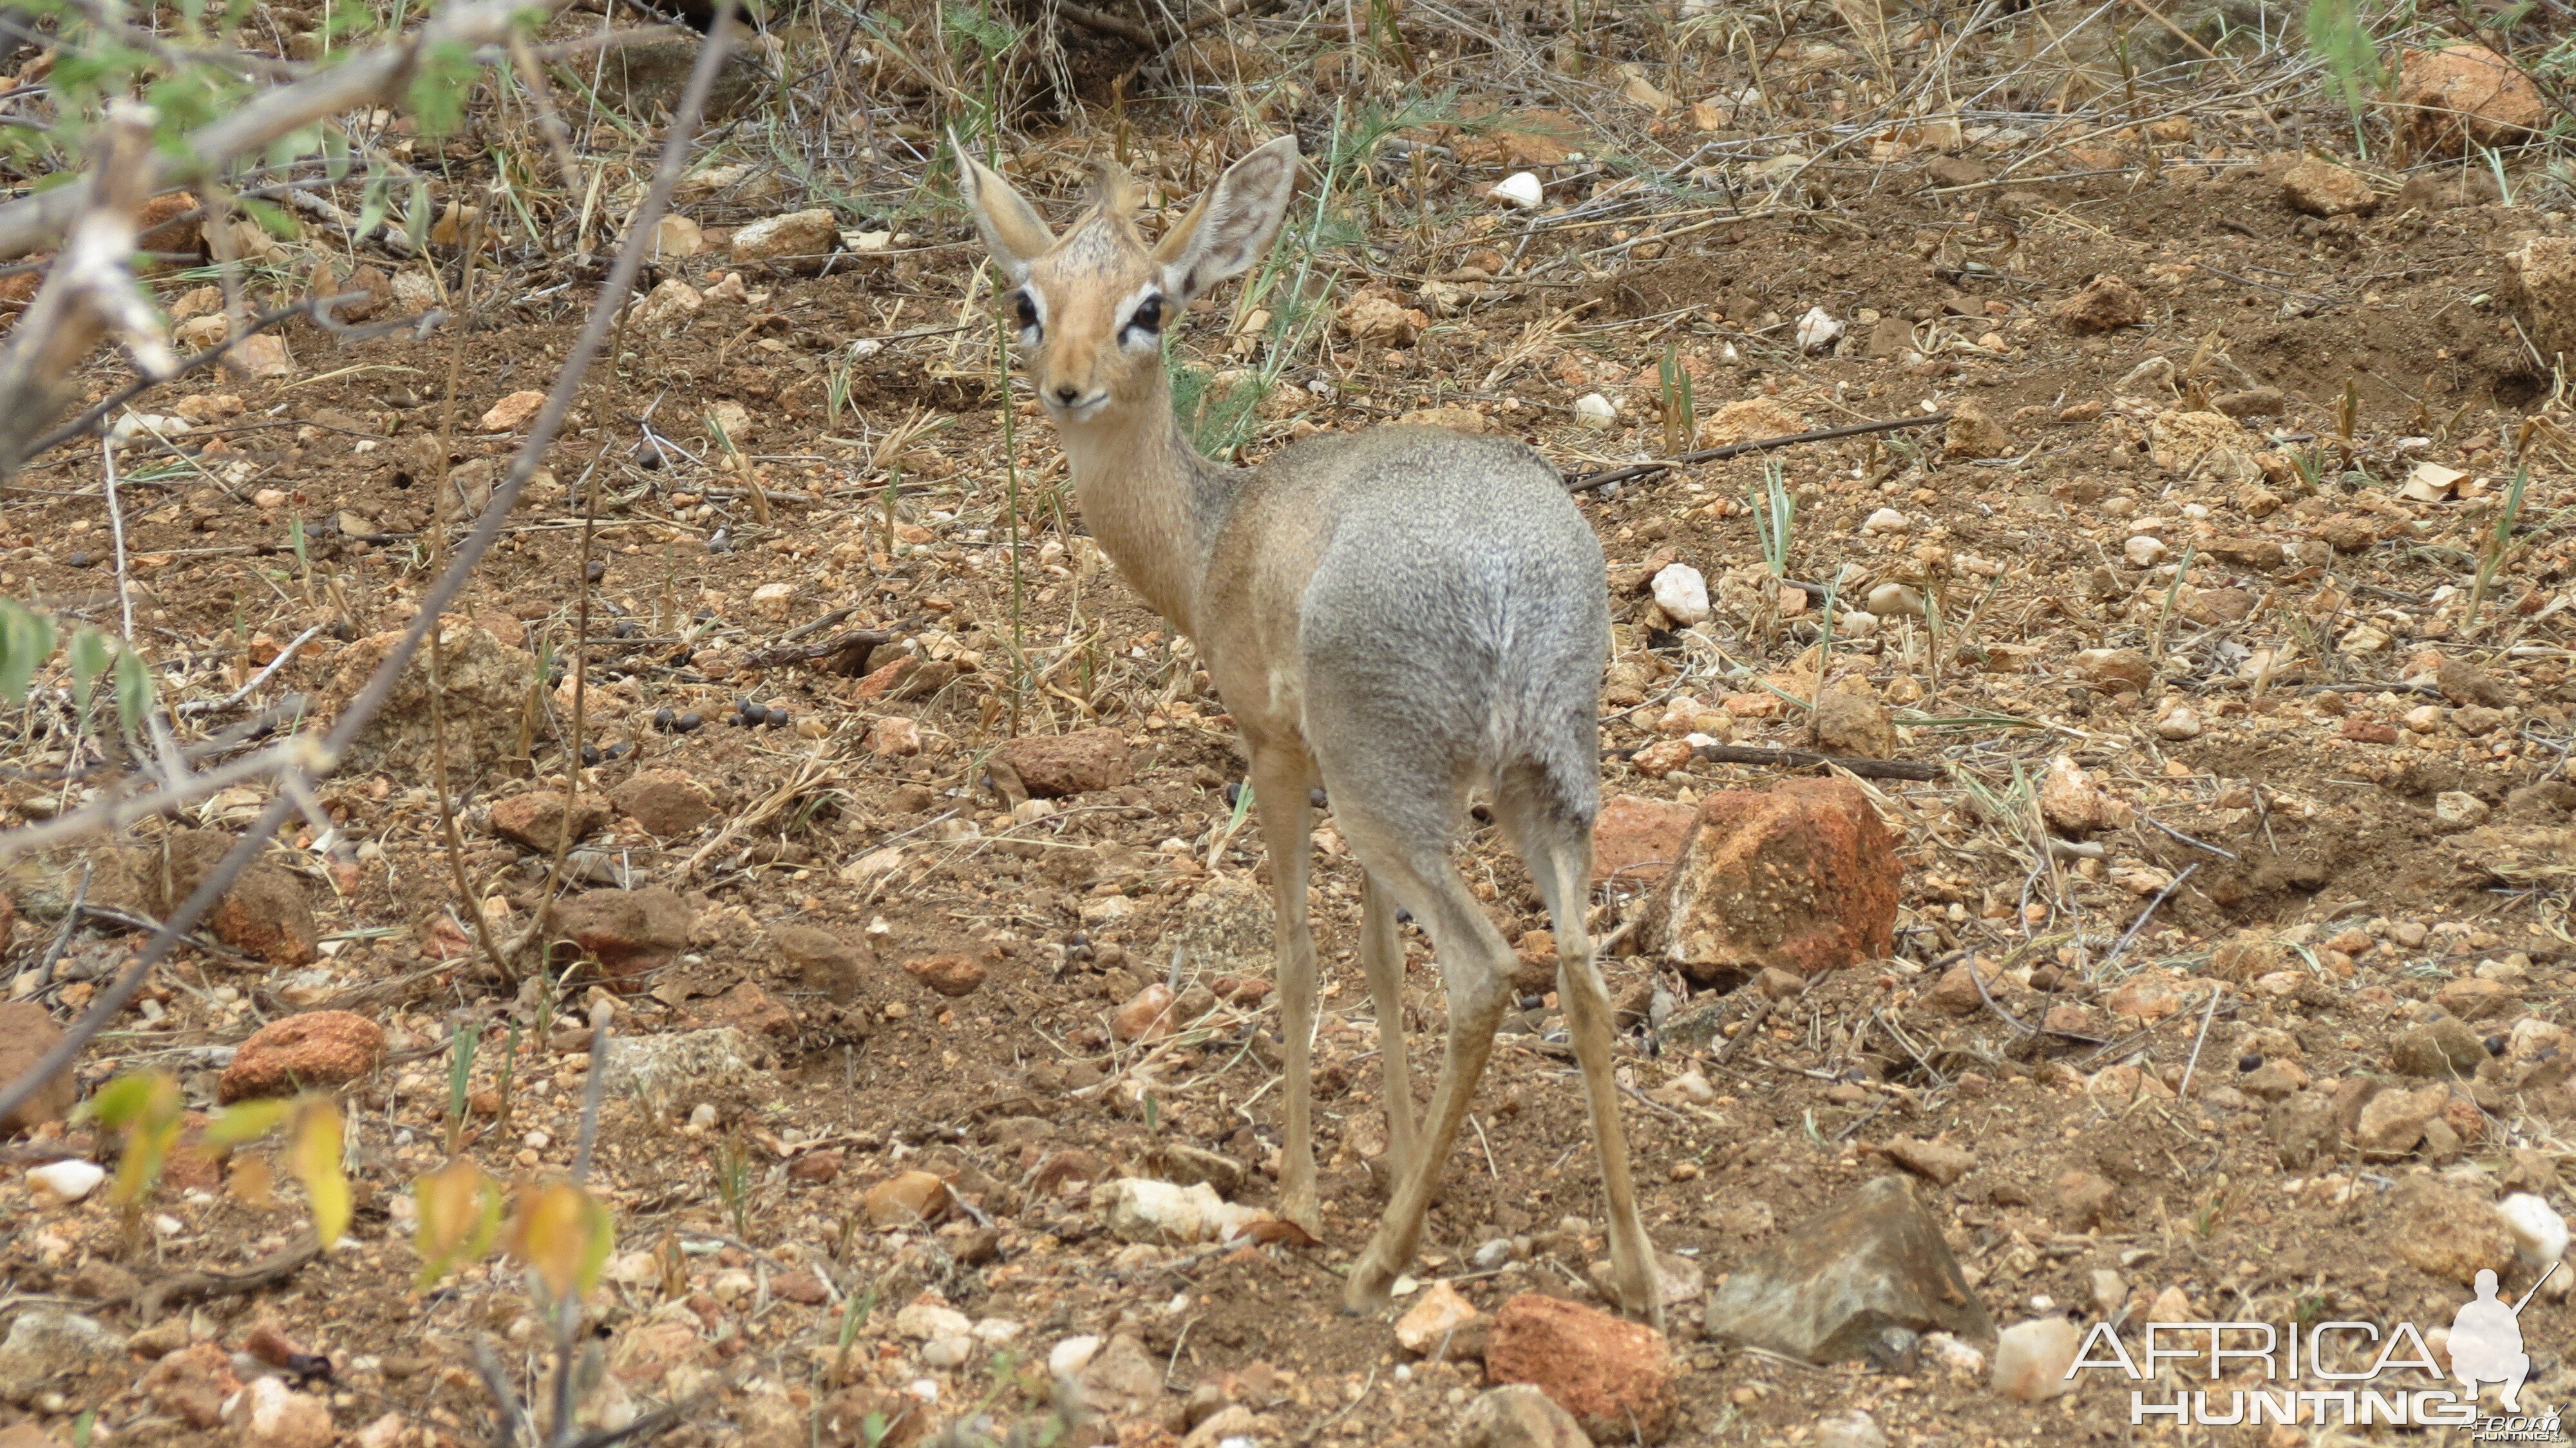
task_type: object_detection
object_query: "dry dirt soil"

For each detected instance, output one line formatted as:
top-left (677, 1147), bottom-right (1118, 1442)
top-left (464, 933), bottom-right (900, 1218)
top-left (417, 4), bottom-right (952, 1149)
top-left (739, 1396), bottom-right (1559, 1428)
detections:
top-left (2, 12), bottom-right (2576, 1448)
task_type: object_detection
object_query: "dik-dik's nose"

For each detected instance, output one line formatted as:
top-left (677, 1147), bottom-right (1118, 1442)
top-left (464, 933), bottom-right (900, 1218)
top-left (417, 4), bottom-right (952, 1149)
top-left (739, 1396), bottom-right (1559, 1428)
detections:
top-left (1053, 385), bottom-right (1082, 405)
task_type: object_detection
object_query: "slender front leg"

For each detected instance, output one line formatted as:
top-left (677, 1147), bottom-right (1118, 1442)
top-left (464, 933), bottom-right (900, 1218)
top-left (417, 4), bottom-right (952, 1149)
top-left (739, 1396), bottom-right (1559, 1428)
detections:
top-left (1358, 869), bottom-right (1418, 1190)
top-left (1250, 745), bottom-right (1321, 1237)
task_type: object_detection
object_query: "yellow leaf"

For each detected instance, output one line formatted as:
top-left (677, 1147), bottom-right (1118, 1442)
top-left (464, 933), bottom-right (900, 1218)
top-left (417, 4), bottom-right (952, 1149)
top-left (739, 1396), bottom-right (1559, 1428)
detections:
top-left (506, 1179), bottom-right (614, 1304)
top-left (201, 1098), bottom-right (290, 1146)
top-left (413, 1156), bottom-right (502, 1288)
top-left (286, 1097), bottom-right (349, 1246)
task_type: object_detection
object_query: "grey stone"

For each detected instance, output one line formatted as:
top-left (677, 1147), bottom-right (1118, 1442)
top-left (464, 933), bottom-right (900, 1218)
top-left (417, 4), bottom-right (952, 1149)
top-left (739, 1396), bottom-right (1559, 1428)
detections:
top-left (594, 31), bottom-right (772, 124)
top-left (2267, 1092), bottom-right (2341, 1169)
top-left (1705, 1176), bottom-right (1994, 1362)
top-left (2391, 1017), bottom-right (2487, 1077)
top-left (1158, 874), bottom-right (1273, 978)
top-left (1148, 1141), bottom-right (1245, 1197)
top-left (1459, 1384), bottom-right (1589, 1448)
top-left (599, 1027), bottom-right (762, 1108)
top-left (0, 1309), bottom-right (124, 1404)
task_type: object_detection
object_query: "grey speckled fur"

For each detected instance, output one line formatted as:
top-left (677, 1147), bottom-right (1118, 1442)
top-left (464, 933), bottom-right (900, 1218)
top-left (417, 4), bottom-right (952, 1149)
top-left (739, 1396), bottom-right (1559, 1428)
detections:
top-left (1237, 426), bottom-right (1608, 845)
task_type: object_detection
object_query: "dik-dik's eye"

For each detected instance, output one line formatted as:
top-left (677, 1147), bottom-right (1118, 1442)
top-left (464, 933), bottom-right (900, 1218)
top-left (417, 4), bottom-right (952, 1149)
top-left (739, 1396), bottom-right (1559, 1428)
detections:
top-left (1010, 291), bottom-right (1041, 335)
top-left (1121, 293), bottom-right (1164, 346)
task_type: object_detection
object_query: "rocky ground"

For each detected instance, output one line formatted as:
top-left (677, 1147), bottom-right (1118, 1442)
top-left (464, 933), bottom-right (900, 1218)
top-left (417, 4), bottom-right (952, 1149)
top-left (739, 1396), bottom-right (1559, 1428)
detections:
top-left (0, 4), bottom-right (2573, 1447)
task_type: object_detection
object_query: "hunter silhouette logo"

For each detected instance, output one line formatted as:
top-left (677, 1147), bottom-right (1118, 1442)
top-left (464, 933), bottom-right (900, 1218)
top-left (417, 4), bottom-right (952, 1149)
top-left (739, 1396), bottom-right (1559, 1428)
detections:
top-left (2452, 1268), bottom-right (2543, 1415)
top-left (2069, 1261), bottom-right (2568, 1440)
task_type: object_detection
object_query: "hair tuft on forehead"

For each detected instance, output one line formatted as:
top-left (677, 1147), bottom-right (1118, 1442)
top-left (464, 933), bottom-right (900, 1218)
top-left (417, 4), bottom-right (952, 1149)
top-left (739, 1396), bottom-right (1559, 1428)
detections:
top-left (1084, 159), bottom-right (1141, 218)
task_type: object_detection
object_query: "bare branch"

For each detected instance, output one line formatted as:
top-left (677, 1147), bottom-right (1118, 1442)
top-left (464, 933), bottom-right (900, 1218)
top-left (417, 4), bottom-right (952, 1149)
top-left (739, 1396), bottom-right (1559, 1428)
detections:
top-left (0, 104), bottom-right (171, 473)
top-left (0, 0), bottom-right (740, 1138)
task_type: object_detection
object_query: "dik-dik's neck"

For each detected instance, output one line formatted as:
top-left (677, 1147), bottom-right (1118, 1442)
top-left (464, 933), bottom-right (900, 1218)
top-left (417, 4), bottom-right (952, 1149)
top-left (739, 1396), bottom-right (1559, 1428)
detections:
top-left (1054, 384), bottom-right (1235, 637)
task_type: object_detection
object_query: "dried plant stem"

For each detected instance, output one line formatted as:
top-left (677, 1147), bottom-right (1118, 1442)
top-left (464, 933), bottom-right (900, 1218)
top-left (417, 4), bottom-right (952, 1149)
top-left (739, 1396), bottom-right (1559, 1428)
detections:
top-left (424, 203), bottom-right (514, 983)
top-left (0, 0), bottom-right (736, 1128)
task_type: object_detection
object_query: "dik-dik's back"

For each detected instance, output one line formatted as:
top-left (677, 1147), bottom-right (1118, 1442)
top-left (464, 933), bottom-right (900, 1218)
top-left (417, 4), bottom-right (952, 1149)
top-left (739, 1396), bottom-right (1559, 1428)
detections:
top-left (1202, 424), bottom-right (1609, 830)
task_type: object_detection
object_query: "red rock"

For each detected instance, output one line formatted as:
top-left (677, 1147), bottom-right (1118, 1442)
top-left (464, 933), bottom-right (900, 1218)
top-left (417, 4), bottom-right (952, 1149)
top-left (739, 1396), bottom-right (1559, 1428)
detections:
top-left (136, 191), bottom-right (204, 260)
top-left (1113, 983), bottom-right (1177, 1042)
top-left (208, 864), bottom-right (317, 966)
top-left (787, 1149), bottom-right (844, 1183)
top-left (903, 954), bottom-right (987, 998)
top-left (218, 1010), bottom-right (386, 1101)
top-left (698, 982), bottom-right (793, 1037)
top-left (544, 887), bottom-right (693, 982)
top-left (1591, 794), bottom-right (1698, 887)
top-left (1211, 974), bottom-right (1272, 1007)
top-left (773, 1268), bottom-right (831, 1305)
top-left (2054, 1170), bottom-right (2118, 1228)
top-left (821, 1386), bottom-right (933, 1447)
top-left (772, 923), bottom-right (871, 1003)
top-left (2052, 274), bottom-right (2146, 332)
top-left (864, 1170), bottom-right (951, 1228)
top-left (1030, 1148), bottom-right (1103, 1197)
top-left (2396, 43), bottom-right (2544, 155)
top-left (1628, 738), bottom-right (1695, 779)
top-left (853, 656), bottom-right (920, 702)
top-left (611, 770), bottom-right (714, 837)
top-left (0, 1002), bottom-right (75, 1134)
top-left (488, 791), bottom-right (610, 850)
top-left (2281, 158), bottom-right (2376, 218)
top-left (1484, 1294), bottom-right (1678, 1443)
top-left (866, 716), bottom-right (922, 757)
top-left (1642, 777), bottom-right (1900, 986)
top-left (242, 1322), bottom-right (310, 1369)
top-left (140, 1342), bottom-right (236, 1429)
top-left (607, 1311), bottom-right (706, 1388)
top-left (2342, 719), bottom-right (2400, 745)
top-left (998, 728), bottom-right (1132, 797)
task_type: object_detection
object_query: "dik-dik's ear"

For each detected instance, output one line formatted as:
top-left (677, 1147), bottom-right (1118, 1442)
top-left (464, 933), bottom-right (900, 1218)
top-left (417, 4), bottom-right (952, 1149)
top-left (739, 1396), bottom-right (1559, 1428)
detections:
top-left (1153, 135), bottom-right (1298, 305)
top-left (951, 132), bottom-right (1056, 282)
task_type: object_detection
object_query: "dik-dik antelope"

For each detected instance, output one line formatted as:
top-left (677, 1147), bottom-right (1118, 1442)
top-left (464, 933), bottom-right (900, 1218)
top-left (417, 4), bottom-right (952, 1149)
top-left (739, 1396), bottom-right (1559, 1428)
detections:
top-left (954, 134), bottom-right (1659, 1326)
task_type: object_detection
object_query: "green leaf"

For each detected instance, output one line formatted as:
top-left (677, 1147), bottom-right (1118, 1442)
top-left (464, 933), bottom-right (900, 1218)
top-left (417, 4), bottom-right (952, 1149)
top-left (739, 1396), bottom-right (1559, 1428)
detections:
top-left (404, 178), bottom-right (433, 254)
top-left (2306, 0), bottom-right (2384, 114)
top-left (113, 645), bottom-right (151, 734)
top-left (81, 1071), bottom-right (183, 1215)
top-left (200, 1097), bottom-right (290, 1146)
top-left (238, 196), bottom-right (300, 240)
top-left (408, 39), bottom-right (479, 138)
top-left (68, 630), bottom-right (106, 710)
top-left (320, 127), bottom-right (351, 184)
top-left (0, 602), bottom-right (57, 705)
top-left (354, 175), bottom-right (390, 241)
top-left (79, 1071), bottom-right (170, 1130)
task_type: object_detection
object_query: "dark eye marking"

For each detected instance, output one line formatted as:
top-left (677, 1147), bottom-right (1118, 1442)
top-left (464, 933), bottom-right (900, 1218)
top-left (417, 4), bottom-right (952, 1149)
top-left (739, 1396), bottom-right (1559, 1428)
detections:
top-left (1012, 291), bottom-right (1040, 332)
top-left (1123, 294), bottom-right (1164, 341)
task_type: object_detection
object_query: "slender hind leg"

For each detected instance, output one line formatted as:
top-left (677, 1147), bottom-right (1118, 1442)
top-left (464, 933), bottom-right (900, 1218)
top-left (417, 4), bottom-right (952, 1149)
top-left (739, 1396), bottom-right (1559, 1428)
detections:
top-left (1341, 850), bottom-right (1516, 1315)
top-left (1249, 743), bottom-right (1323, 1237)
top-left (1358, 869), bottom-right (1419, 1189)
top-left (1510, 784), bottom-right (1662, 1329)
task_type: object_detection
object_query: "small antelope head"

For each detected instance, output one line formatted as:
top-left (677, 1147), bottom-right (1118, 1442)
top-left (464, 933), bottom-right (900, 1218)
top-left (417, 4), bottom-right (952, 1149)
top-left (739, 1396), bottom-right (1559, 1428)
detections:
top-left (952, 135), bottom-right (1300, 429)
